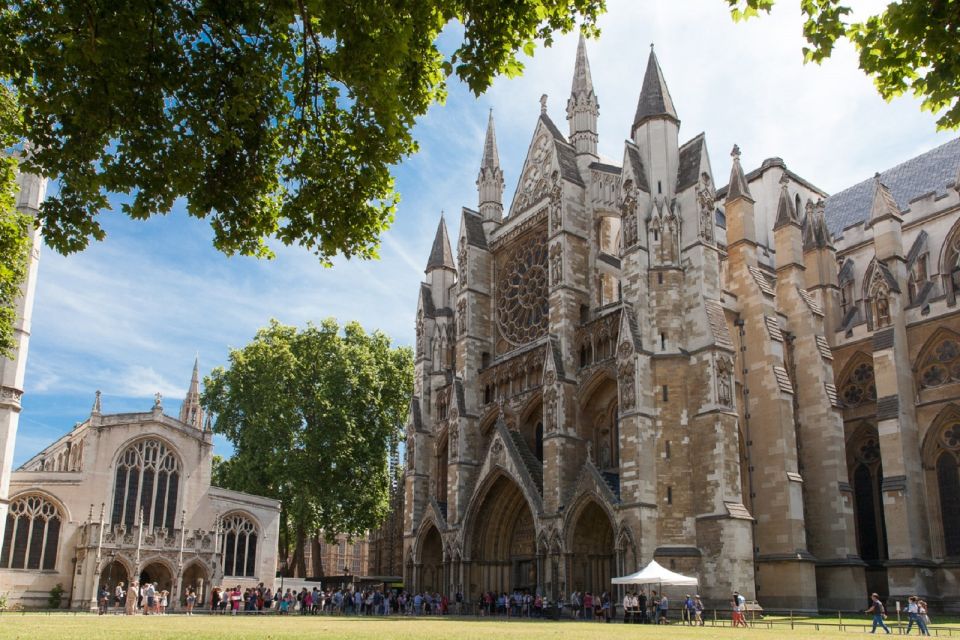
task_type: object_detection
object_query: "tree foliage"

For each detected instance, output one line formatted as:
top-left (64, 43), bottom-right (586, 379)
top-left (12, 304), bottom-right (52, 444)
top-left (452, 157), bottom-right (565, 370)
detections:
top-left (725, 0), bottom-right (960, 129)
top-left (0, 84), bottom-right (30, 357)
top-left (201, 319), bottom-right (412, 577)
top-left (0, 0), bottom-right (604, 262)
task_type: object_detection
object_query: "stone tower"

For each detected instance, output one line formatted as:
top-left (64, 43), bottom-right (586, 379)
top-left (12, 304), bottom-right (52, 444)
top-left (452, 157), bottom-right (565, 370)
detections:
top-left (179, 357), bottom-right (204, 429)
top-left (0, 161), bottom-right (47, 545)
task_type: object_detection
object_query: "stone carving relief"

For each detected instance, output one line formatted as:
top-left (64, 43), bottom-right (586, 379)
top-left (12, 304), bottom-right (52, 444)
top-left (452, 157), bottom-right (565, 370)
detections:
top-left (620, 180), bottom-right (639, 248)
top-left (449, 424), bottom-right (459, 458)
top-left (549, 175), bottom-right (563, 231)
top-left (618, 362), bottom-right (636, 410)
top-left (456, 299), bottom-right (466, 335)
top-left (416, 309), bottom-right (424, 356)
top-left (457, 240), bottom-right (467, 287)
top-left (697, 172), bottom-right (716, 243)
top-left (543, 386), bottom-right (558, 433)
top-left (617, 340), bottom-right (633, 361)
top-left (512, 133), bottom-right (555, 214)
top-left (550, 242), bottom-right (563, 284)
top-left (716, 355), bottom-right (734, 406)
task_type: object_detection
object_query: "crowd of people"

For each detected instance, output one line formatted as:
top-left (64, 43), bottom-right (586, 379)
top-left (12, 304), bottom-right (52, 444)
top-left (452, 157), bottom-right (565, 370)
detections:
top-left (96, 580), bottom-right (174, 615)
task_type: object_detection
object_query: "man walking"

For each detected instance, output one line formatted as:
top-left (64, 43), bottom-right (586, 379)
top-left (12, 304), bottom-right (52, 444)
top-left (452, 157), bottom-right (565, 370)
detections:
top-left (865, 593), bottom-right (891, 634)
top-left (905, 596), bottom-right (930, 635)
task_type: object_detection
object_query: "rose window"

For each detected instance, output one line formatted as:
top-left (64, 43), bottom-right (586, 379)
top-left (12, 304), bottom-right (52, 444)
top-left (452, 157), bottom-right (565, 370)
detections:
top-left (920, 337), bottom-right (960, 389)
top-left (840, 360), bottom-right (876, 408)
top-left (496, 230), bottom-right (550, 346)
top-left (942, 424), bottom-right (960, 450)
top-left (857, 437), bottom-right (881, 464)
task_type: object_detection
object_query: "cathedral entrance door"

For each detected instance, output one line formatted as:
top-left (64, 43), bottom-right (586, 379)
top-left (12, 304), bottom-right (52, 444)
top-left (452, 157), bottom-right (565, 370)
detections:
top-left (140, 562), bottom-right (174, 597)
top-left (568, 500), bottom-right (614, 596)
top-left (181, 562), bottom-right (209, 608)
top-left (468, 474), bottom-right (536, 598)
top-left (419, 525), bottom-right (443, 593)
top-left (99, 560), bottom-right (129, 600)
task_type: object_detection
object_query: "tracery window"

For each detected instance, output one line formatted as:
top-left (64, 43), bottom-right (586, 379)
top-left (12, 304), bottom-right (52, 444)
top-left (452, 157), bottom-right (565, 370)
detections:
top-left (839, 359), bottom-right (877, 408)
top-left (111, 439), bottom-right (181, 530)
top-left (221, 513), bottom-right (259, 577)
top-left (935, 422), bottom-right (960, 557)
top-left (0, 495), bottom-right (61, 570)
top-left (848, 429), bottom-right (887, 562)
top-left (918, 335), bottom-right (960, 389)
top-left (496, 229), bottom-right (550, 346)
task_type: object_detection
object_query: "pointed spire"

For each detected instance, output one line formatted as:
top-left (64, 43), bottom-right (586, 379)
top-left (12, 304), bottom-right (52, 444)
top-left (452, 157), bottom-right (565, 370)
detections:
top-left (570, 33), bottom-right (594, 98)
top-left (773, 173), bottom-right (799, 230)
top-left (481, 109), bottom-right (500, 171)
top-left (814, 200), bottom-right (834, 249)
top-left (179, 356), bottom-right (204, 429)
top-left (91, 390), bottom-right (102, 416)
top-left (725, 145), bottom-right (753, 203)
top-left (870, 174), bottom-right (902, 223)
top-left (477, 110), bottom-right (505, 224)
top-left (426, 214), bottom-right (456, 273)
top-left (632, 45), bottom-right (679, 133)
top-left (567, 33), bottom-right (599, 157)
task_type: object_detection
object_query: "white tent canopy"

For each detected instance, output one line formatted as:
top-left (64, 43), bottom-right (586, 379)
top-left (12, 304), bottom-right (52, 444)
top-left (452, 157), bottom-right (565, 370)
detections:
top-left (611, 560), bottom-right (699, 586)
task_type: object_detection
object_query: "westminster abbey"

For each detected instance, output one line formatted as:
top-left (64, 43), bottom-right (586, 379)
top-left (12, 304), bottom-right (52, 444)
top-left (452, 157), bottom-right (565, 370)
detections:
top-left (393, 36), bottom-right (960, 611)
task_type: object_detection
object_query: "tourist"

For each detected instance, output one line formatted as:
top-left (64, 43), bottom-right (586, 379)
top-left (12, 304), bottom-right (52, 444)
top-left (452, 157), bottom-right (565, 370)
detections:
top-left (731, 591), bottom-right (747, 627)
top-left (658, 592), bottom-right (669, 624)
top-left (601, 591), bottom-right (612, 622)
top-left (694, 595), bottom-right (704, 626)
top-left (159, 589), bottom-right (168, 615)
top-left (114, 581), bottom-right (125, 611)
top-left (684, 594), bottom-right (695, 625)
top-left (865, 592), bottom-right (891, 634)
top-left (905, 596), bottom-right (930, 636)
top-left (186, 588), bottom-right (196, 615)
top-left (144, 582), bottom-right (156, 615)
top-left (125, 581), bottom-right (138, 615)
top-left (651, 590), bottom-right (660, 624)
top-left (97, 585), bottom-right (109, 615)
top-left (919, 599), bottom-right (931, 628)
top-left (622, 591), bottom-right (635, 624)
top-left (230, 585), bottom-right (242, 614)
top-left (637, 589), bottom-right (647, 624)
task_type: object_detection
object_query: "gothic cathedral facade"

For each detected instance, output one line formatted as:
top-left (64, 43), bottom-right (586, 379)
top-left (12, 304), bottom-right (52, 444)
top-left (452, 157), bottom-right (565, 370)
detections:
top-left (401, 38), bottom-right (960, 611)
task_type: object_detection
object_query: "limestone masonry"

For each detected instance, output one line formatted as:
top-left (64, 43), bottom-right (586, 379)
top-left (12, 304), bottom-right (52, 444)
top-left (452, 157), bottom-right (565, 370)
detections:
top-left (393, 38), bottom-right (960, 611)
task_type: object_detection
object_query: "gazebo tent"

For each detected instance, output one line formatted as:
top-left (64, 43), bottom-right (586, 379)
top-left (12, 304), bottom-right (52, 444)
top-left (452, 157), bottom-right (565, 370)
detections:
top-left (611, 560), bottom-right (698, 586)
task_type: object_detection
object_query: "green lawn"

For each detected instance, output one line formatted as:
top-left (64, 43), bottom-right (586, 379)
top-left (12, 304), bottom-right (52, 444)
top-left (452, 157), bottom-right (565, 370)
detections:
top-left (0, 614), bottom-right (952, 640)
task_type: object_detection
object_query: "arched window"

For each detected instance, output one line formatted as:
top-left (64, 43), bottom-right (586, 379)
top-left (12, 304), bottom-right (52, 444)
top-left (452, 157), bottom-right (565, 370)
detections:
top-left (221, 513), bottom-right (259, 577)
top-left (1, 494), bottom-right (62, 570)
top-left (535, 421), bottom-right (544, 462)
top-left (916, 331), bottom-right (960, 389)
top-left (839, 356), bottom-right (877, 408)
top-left (848, 430), bottom-right (887, 561)
top-left (111, 439), bottom-right (181, 530)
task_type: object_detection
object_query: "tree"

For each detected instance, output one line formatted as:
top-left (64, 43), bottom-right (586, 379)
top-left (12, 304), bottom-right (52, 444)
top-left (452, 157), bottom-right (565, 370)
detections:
top-left (725, 0), bottom-right (960, 129)
top-left (0, 84), bottom-right (29, 357)
top-left (0, 1), bottom-right (604, 263)
top-left (201, 319), bottom-right (412, 578)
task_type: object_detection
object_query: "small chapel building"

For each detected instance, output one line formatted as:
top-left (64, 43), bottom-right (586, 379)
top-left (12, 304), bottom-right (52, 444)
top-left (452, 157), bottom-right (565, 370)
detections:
top-left (0, 362), bottom-right (281, 610)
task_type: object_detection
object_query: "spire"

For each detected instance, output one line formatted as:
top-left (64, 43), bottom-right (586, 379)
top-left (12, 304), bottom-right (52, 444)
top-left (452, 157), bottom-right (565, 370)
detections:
top-left (570, 33), bottom-right (594, 98)
top-left (477, 112), bottom-right (505, 224)
top-left (869, 174), bottom-right (902, 224)
top-left (91, 390), bottom-right (102, 416)
top-left (566, 33), bottom-right (599, 157)
top-left (725, 145), bottom-right (753, 203)
top-left (179, 356), bottom-right (203, 429)
top-left (426, 214), bottom-right (456, 273)
top-left (632, 45), bottom-right (679, 134)
top-left (481, 109), bottom-right (500, 171)
top-left (773, 173), bottom-right (799, 230)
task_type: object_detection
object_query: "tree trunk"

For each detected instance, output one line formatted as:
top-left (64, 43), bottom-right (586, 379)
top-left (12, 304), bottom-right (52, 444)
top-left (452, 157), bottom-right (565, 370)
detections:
top-left (311, 533), bottom-right (324, 577)
top-left (290, 521), bottom-right (307, 578)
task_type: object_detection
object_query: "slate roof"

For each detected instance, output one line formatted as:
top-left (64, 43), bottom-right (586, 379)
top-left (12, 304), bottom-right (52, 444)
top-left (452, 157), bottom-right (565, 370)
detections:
top-left (625, 142), bottom-right (650, 192)
top-left (824, 137), bottom-right (960, 236)
top-left (676, 134), bottom-right (704, 192)
top-left (461, 208), bottom-right (488, 249)
top-left (426, 217), bottom-right (455, 271)
top-left (633, 49), bottom-right (679, 131)
top-left (540, 114), bottom-right (585, 187)
top-left (419, 283), bottom-right (436, 317)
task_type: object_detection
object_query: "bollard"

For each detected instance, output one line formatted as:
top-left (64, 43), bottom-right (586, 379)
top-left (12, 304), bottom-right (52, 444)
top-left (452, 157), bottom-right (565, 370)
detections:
top-left (839, 609), bottom-right (843, 632)
top-left (790, 610), bottom-right (794, 630)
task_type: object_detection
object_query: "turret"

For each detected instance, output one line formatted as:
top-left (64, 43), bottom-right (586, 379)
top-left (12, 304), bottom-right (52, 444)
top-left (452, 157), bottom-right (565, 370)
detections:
top-left (773, 173), bottom-right (804, 271)
top-left (179, 357), bottom-right (204, 429)
top-left (425, 214), bottom-right (457, 311)
top-left (631, 46), bottom-right (679, 198)
top-left (566, 34), bottom-right (599, 158)
top-left (724, 145), bottom-right (757, 267)
top-left (476, 110), bottom-right (504, 230)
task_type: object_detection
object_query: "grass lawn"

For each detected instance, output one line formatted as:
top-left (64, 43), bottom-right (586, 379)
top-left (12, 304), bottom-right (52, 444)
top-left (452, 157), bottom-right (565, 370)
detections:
top-left (0, 614), bottom-right (952, 640)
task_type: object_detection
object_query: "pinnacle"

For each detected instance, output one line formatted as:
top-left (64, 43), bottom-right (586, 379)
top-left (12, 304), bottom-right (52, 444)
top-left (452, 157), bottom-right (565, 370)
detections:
top-left (633, 46), bottom-right (679, 131)
top-left (426, 215), bottom-right (456, 272)
top-left (773, 172), bottom-right (799, 230)
top-left (726, 144), bottom-right (752, 203)
top-left (481, 109), bottom-right (500, 170)
top-left (870, 175), bottom-right (901, 222)
top-left (570, 33), bottom-right (595, 98)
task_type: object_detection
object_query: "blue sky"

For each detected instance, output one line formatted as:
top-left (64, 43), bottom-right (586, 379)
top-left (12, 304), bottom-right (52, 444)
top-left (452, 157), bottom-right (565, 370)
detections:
top-left (13, 0), bottom-right (957, 466)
